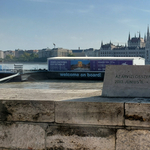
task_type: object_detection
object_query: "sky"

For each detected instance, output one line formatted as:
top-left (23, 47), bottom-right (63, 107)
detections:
top-left (1, 0), bottom-right (150, 51)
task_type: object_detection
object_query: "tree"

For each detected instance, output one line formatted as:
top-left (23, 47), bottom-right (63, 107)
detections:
top-left (5, 55), bottom-right (15, 61)
top-left (4, 52), bottom-right (40, 62)
top-left (68, 53), bottom-right (75, 57)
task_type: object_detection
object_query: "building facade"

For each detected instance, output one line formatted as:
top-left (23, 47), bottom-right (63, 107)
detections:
top-left (4, 50), bottom-right (15, 58)
top-left (50, 48), bottom-right (72, 57)
top-left (72, 49), bottom-right (85, 57)
top-left (72, 48), bottom-right (99, 57)
top-left (98, 26), bottom-right (150, 64)
top-left (0, 50), bottom-right (4, 59)
top-left (15, 49), bottom-right (25, 58)
top-left (38, 48), bottom-right (72, 58)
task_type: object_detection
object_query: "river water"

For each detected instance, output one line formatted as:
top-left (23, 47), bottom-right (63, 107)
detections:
top-left (0, 62), bottom-right (47, 70)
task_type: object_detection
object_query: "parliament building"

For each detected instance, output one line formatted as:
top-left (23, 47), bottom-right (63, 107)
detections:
top-left (99, 26), bottom-right (150, 64)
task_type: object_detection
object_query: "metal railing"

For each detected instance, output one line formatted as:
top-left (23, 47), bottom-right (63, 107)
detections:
top-left (0, 72), bottom-right (20, 82)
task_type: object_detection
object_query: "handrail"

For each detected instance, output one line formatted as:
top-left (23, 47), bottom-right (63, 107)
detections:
top-left (0, 72), bottom-right (20, 82)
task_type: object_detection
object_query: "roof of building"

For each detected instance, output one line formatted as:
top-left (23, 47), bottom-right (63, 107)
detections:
top-left (101, 43), bottom-right (116, 49)
top-left (48, 57), bottom-right (145, 60)
top-left (130, 37), bottom-right (144, 43)
top-left (72, 50), bottom-right (84, 53)
top-left (113, 47), bottom-right (126, 50)
top-left (128, 47), bottom-right (145, 50)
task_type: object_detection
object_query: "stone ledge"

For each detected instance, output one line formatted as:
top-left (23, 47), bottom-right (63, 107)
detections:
top-left (0, 100), bottom-right (54, 122)
top-left (1, 89), bottom-right (150, 149)
top-left (125, 98), bottom-right (150, 127)
top-left (55, 101), bottom-right (124, 126)
top-left (1, 88), bottom-right (150, 128)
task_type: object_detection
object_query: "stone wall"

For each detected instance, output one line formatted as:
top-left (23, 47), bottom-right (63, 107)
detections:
top-left (0, 89), bottom-right (150, 150)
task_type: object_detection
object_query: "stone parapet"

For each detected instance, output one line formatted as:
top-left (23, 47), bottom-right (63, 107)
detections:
top-left (46, 125), bottom-right (116, 150)
top-left (0, 100), bottom-right (54, 122)
top-left (55, 101), bottom-right (124, 126)
top-left (125, 98), bottom-right (150, 128)
top-left (0, 88), bottom-right (150, 149)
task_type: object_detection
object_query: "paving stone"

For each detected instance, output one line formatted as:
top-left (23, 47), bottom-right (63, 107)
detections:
top-left (0, 88), bottom-right (100, 101)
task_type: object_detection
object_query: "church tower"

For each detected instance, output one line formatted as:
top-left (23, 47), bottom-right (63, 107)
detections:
top-left (145, 25), bottom-right (150, 62)
top-left (127, 33), bottom-right (130, 47)
top-left (128, 32), bottom-right (130, 41)
top-left (128, 32), bottom-right (145, 48)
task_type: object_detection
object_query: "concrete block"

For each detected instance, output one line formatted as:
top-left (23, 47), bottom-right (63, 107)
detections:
top-left (46, 125), bottom-right (115, 150)
top-left (125, 98), bottom-right (150, 127)
top-left (102, 65), bottom-right (150, 97)
top-left (0, 100), bottom-right (54, 122)
top-left (0, 122), bottom-right (46, 149)
top-left (55, 101), bottom-right (124, 126)
top-left (116, 129), bottom-right (150, 150)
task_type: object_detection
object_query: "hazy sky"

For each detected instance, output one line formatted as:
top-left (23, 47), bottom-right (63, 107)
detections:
top-left (1, 0), bottom-right (150, 50)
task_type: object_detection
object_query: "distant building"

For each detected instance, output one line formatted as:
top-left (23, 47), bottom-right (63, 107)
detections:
top-left (0, 50), bottom-right (4, 59)
top-left (84, 48), bottom-right (100, 57)
top-left (128, 32), bottom-right (146, 48)
top-left (38, 48), bottom-right (72, 58)
top-left (50, 48), bottom-right (71, 57)
top-left (38, 48), bottom-right (51, 58)
top-left (71, 48), bottom-right (99, 57)
top-left (99, 41), bottom-right (145, 58)
top-left (145, 26), bottom-right (150, 62)
top-left (71, 49), bottom-right (85, 57)
top-left (84, 48), bottom-right (95, 57)
top-left (4, 50), bottom-right (15, 58)
top-left (25, 50), bottom-right (39, 55)
top-left (98, 26), bottom-right (150, 63)
top-left (15, 49), bottom-right (24, 57)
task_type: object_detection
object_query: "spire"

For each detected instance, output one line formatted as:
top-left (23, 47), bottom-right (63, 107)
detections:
top-left (128, 32), bottom-right (130, 41)
top-left (144, 34), bottom-right (147, 42)
top-left (147, 25), bottom-right (149, 40)
top-left (101, 41), bottom-right (103, 46)
top-left (139, 32), bottom-right (141, 39)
